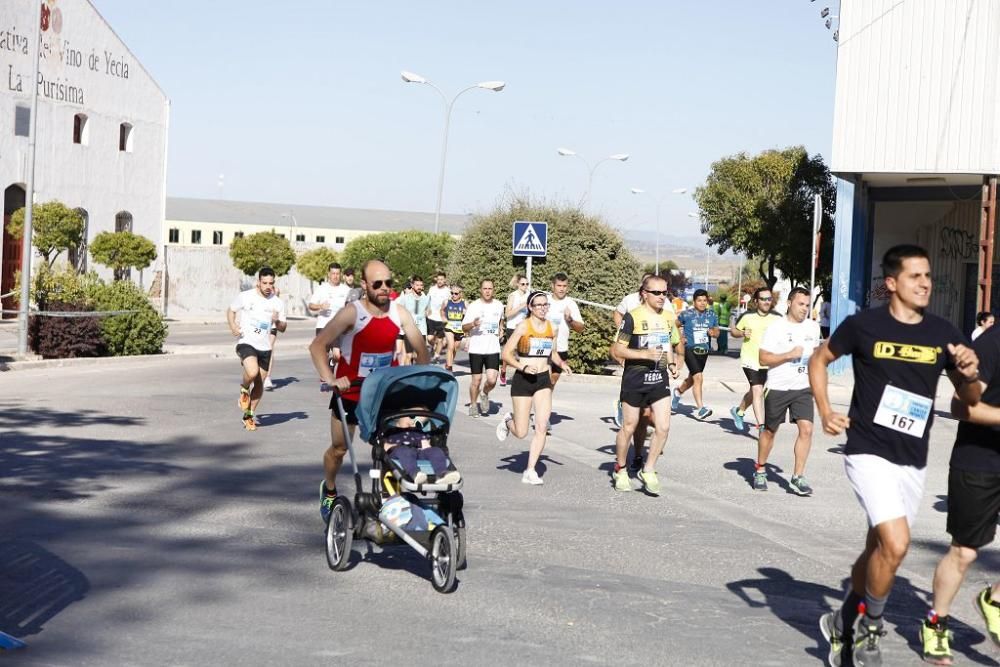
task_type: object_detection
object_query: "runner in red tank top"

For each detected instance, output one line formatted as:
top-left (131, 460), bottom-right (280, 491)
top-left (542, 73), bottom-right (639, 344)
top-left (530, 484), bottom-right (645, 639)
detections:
top-left (309, 260), bottom-right (428, 522)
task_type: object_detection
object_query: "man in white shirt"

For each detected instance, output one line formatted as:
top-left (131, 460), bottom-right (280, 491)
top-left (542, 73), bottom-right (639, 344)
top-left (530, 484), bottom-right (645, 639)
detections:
top-left (426, 271), bottom-right (451, 363)
top-left (308, 262), bottom-right (351, 364)
top-left (752, 286), bottom-right (821, 495)
top-left (547, 272), bottom-right (585, 391)
top-left (462, 279), bottom-right (505, 417)
top-left (227, 266), bottom-right (287, 431)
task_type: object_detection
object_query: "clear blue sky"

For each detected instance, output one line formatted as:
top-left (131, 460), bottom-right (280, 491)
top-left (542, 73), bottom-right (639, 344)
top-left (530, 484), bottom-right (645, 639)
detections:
top-left (93, 0), bottom-right (838, 240)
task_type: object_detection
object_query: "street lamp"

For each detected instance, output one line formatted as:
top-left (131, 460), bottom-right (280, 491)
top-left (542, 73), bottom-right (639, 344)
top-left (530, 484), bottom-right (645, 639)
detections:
top-left (631, 187), bottom-right (687, 275)
top-left (557, 148), bottom-right (629, 208)
top-left (688, 212), bottom-right (710, 292)
top-left (281, 212), bottom-right (299, 243)
top-left (401, 70), bottom-right (505, 234)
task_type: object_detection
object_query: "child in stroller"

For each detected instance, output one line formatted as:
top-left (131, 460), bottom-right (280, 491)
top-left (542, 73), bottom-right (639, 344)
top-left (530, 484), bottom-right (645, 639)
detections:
top-left (383, 408), bottom-right (462, 487)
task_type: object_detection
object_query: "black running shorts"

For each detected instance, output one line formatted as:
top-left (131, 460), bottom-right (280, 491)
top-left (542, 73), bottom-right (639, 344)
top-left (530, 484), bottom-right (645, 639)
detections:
top-left (428, 319), bottom-right (446, 337)
top-left (684, 347), bottom-right (709, 375)
top-left (510, 369), bottom-right (552, 397)
top-left (742, 367), bottom-right (768, 386)
top-left (763, 387), bottom-right (814, 431)
top-left (946, 469), bottom-right (1000, 549)
top-left (620, 383), bottom-right (671, 409)
top-left (469, 353), bottom-right (500, 374)
top-left (236, 344), bottom-right (272, 372)
top-left (329, 396), bottom-right (360, 425)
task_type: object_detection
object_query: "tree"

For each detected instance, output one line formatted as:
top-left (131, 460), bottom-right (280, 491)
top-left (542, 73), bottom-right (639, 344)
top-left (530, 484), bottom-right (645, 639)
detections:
top-left (90, 231), bottom-right (158, 281)
top-left (640, 260), bottom-right (688, 293)
top-left (296, 246), bottom-right (339, 284)
top-left (229, 230), bottom-right (295, 276)
top-left (8, 201), bottom-right (85, 268)
top-left (341, 230), bottom-right (454, 282)
top-left (693, 146), bottom-right (836, 289)
top-left (448, 196), bottom-right (640, 373)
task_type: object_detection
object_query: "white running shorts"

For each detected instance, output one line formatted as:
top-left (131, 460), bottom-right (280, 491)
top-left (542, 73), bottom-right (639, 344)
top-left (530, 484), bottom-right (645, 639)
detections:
top-left (844, 454), bottom-right (927, 528)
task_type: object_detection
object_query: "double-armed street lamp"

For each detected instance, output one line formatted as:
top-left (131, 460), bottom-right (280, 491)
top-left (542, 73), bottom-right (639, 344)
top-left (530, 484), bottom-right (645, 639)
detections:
top-left (401, 71), bottom-right (505, 234)
top-left (630, 187), bottom-right (687, 275)
top-left (688, 211), bottom-right (711, 291)
top-left (557, 148), bottom-right (629, 209)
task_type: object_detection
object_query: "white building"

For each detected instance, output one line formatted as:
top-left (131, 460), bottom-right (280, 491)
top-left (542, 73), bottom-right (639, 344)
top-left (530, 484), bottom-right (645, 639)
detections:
top-left (829, 0), bottom-right (999, 340)
top-left (1, 0), bottom-right (169, 313)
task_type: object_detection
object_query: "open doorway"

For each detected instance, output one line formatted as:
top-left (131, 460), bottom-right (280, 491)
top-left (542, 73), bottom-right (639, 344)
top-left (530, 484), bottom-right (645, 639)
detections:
top-left (2, 184), bottom-right (26, 319)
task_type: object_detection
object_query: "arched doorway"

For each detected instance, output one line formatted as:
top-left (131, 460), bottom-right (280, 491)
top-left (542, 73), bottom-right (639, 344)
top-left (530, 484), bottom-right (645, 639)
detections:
top-left (2, 185), bottom-right (26, 319)
top-left (69, 208), bottom-right (89, 272)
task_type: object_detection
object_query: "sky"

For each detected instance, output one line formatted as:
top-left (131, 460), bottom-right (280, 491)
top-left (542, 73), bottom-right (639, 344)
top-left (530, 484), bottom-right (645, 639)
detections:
top-left (92, 0), bottom-right (839, 242)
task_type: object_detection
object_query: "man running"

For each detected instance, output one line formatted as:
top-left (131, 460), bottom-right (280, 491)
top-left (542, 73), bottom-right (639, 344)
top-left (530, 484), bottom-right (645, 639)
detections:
top-left (918, 323), bottom-right (1000, 665)
top-left (343, 268), bottom-right (363, 303)
top-left (462, 279), bottom-right (505, 417)
top-left (611, 275), bottom-right (681, 495)
top-left (227, 266), bottom-right (287, 431)
top-left (310, 259), bottom-right (428, 522)
top-left (812, 245), bottom-right (980, 667)
top-left (713, 294), bottom-right (731, 354)
top-left (501, 274), bottom-right (530, 387)
top-left (308, 262), bottom-right (351, 363)
top-left (547, 272), bottom-right (585, 390)
top-left (752, 286), bottom-right (820, 494)
top-left (672, 288), bottom-right (719, 420)
top-left (426, 271), bottom-right (451, 363)
top-left (401, 275), bottom-right (430, 364)
top-left (730, 287), bottom-right (781, 435)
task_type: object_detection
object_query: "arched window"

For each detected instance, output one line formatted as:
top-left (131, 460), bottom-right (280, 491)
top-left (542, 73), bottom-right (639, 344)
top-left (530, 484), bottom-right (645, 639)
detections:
top-left (69, 208), bottom-right (88, 271)
top-left (73, 113), bottom-right (89, 145)
top-left (119, 122), bottom-right (134, 152)
top-left (115, 210), bottom-right (133, 233)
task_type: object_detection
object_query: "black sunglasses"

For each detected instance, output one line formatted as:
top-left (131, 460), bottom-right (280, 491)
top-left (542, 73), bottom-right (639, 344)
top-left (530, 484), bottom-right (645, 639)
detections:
top-left (643, 289), bottom-right (668, 296)
top-left (450, 291), bottom-right (461, 295)
top-left (370, 278), bottom-right (394, 290)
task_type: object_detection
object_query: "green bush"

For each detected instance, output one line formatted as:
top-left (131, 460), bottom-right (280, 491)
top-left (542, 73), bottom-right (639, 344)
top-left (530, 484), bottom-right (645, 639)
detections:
top-left (88, 280), bottom-right (167, 356)
top-left (341, 230), bottom-right (454, 282)
top-left (16, 264), bottom-right (102, 310)
top-left (229, 231), bottom-right (296, 276)
top-left (297, 246), bottom-right (339, 283)
top-left (448, 197), bottom-right (640, 374)
top-left (29, 301), bottom-right (104, 359)
top-left (9, 201), bottom-right (86, 267)
top-left (90, 231), bottom-right (158, 281)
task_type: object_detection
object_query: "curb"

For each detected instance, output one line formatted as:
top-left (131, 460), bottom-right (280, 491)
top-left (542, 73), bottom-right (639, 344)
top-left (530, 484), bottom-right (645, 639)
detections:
top-left (1, 347), bottom-right (313, 372)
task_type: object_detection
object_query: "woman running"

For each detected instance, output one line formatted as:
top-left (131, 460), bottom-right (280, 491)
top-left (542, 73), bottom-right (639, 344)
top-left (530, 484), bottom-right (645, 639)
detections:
top-left (441, 284), bottom-right (467, 372)
top-left (500, 274), bottom-right (530, 386)
top-left (496, 290), bottom-right (571, 485)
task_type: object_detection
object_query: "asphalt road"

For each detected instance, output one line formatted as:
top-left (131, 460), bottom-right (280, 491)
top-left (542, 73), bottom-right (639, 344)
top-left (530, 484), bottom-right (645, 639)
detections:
top-left (2, 350), bottom-right (999, 666)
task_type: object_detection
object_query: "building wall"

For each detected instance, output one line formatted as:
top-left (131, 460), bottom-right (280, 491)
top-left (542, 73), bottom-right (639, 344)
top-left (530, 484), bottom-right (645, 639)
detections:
top-left (0, 0), bottom-right (169, 278)
top-left (164, 219), bottom-right (355, 251)
top-left (832, 0), bottom-right (1000, 174)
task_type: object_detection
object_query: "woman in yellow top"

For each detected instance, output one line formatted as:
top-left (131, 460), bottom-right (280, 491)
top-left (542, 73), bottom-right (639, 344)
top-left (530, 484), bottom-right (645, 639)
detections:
top-left (496, 290), bottom-right (571, 485)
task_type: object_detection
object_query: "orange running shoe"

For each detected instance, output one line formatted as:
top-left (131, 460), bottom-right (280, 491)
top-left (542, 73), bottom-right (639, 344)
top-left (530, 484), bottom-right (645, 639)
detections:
top-left (238, 387), bottom-right (251, 411)
top-left (243, 413), bottom-right (257, 431)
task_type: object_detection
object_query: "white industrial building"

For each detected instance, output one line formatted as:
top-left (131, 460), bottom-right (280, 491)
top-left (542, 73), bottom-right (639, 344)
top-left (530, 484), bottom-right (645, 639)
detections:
top-left (829, 0), bottom-right (998, 340)
top-left (0, 0), bottom-right (169, 314)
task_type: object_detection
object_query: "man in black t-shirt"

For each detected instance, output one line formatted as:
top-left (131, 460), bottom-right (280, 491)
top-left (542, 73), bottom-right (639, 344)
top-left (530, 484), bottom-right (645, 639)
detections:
top-left (810, 245), bottom-right (981, 667)
top-left (918, 324), bottom-right (1000, 664)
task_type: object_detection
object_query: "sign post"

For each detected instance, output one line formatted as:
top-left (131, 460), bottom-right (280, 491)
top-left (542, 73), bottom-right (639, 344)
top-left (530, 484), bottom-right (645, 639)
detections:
top-left (512, 220), bottom-right (548, 289)
top-left (810, 194), bottom-right (822, 317)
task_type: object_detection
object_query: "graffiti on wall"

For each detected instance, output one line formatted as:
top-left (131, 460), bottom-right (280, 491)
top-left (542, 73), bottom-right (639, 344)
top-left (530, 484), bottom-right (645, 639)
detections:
top-left (939, 226), bottom-right (977, 260)
top-left (869, 277), bottom-right (890, 304)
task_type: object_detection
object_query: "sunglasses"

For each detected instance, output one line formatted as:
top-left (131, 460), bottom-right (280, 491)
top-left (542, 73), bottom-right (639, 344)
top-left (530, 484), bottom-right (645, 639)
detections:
top-left (451, 292), bottom-right (461, 296)
top-left (643, 289), bottom-right (668, 296)
top-left (369, 279), bottom-right (394, 290)
top-left (758, 296), bottom-right (773, 302)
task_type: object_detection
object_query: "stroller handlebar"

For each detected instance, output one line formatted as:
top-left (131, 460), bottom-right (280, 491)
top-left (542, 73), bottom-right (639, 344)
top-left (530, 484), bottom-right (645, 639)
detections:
top-left (320, 378), bottom-right (365, 394)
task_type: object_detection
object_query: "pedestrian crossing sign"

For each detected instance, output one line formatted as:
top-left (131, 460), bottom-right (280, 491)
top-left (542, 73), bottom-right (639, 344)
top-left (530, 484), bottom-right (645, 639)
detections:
top-left (512, 221), bottom-right (547, 257)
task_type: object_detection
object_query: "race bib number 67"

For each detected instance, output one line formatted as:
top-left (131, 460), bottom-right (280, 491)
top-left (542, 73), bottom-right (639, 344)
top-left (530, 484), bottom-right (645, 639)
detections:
top-left (873, 385), bottom-right (933, 438)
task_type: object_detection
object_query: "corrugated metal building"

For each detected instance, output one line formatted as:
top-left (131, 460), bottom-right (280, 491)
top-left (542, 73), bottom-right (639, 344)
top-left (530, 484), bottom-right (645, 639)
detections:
top-left (830, 0), bottom-right (999, 343)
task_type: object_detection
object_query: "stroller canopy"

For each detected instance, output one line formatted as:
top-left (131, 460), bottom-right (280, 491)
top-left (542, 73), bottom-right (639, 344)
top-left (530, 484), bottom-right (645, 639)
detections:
top-left (356, 365), bottom-right (459, 442)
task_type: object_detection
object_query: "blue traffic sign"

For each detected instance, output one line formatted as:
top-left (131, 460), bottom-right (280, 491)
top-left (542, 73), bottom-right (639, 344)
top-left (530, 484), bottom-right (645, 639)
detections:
top-left (512, 221), bottom-right (547, 257)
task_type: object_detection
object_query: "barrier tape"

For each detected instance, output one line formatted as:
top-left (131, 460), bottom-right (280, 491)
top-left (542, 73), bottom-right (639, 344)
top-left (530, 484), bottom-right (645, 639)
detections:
top-left (0, 309), bottom-right (140, 317)
top-left (573, 297), bottom-right (615, 312)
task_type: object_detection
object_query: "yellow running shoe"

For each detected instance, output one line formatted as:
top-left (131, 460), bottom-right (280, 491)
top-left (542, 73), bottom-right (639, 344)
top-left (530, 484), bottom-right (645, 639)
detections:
top-left (238, 387), bottom-right (251, 411)
top-left (613, 468), bottom-right (632, 492)
top-left (976, 587), bottom-right (1000, 647)
top-left (919, 620), bottom-right (952, 665)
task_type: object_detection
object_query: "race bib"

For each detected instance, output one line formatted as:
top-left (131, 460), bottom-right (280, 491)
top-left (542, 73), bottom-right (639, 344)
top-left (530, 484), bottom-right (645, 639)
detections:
top-left (481, 319), bottom-right (500, 335)
top-left (693, 329), bottom-right (709, 345)
top-left (643, 332), bottom-right (671, 349)
top-left (794, 351), bottom-right (812, 374)
top-left (527, 337), bottom-right (553, 357)
top-left (358, 352), bottom-right (393, 377)
top-left (873, 385), bottom-right (933, 438)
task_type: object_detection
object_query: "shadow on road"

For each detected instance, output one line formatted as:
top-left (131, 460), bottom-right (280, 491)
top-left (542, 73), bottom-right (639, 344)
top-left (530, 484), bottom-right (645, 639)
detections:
top-left (259, 411), bottom-right (308, 426)
top-left (0, 541), bottom-right (89, 639)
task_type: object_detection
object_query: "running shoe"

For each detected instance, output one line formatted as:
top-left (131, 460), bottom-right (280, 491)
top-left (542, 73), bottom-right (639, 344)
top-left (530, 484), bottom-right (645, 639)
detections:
top-left (478, 390), bottom-right (490, 415)
top-left (468, 403), bottom-right (478, 418)
top-left (976, 586), bottom-right (1000, 646)
top-left (753, 468), bottom-right (768, 491)
top-left (613, 468), bottom-right (632, 492)
top-left (319, 481), bottom-right (337, 523)
top-left (730, 406), bottom-right (745, 431)
top-left (243, 413), bottom-right (257, 431)
top-left (238, 387), bottom-right (251, 411)
top-left (637, 469), bottom-right (661, 495)
top-left (852, 616), bottom-right (886, 667)
top-left (919, 620), bottom-right (953, 665)
top-left (496, 412), bottom-right (512, 442)
top-left (671, 388), bottom-right (681, 410)
top-left (629, 455), bottom-right (644, 472)
top-left (522, 469), bottom-right (543, 485)
top-left (818, 612), bottom-right (846, 667)
top-left (263, 376), bottom-right (273, 390)
top-left (696, 406), bottom-right (713, 420)
top-left (790, 475), bottom-right (813, 496)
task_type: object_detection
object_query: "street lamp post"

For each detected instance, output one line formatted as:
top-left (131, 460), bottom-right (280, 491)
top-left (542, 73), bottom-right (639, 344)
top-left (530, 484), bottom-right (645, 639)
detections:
top-left (557, 148), bottom-right (629, 209)
top-left (402, 71), bottom-right (505, 234)
top-left (281, 212), bottom-right (299, 243)
top-left (688, 212), bottom-right (710, 292)
top-left (631, 187), bottom-right (687, 275)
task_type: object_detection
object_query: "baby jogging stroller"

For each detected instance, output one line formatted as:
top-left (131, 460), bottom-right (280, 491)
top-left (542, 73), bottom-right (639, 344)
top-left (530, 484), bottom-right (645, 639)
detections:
top-left (324, 365), bottom-right (466, 593)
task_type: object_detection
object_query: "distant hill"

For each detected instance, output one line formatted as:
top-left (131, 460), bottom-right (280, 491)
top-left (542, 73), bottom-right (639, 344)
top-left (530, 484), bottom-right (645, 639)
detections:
top-left (619, 230), bottom-right (743, 281)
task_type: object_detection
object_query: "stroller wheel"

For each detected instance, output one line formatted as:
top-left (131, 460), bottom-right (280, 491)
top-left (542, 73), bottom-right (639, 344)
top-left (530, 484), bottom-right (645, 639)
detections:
top-left (325, 497), bottom-right (353, 571)
top-left (429, 525), bottom-right (457, 593)
top-left (455, 525), bottom-right (468, 571)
